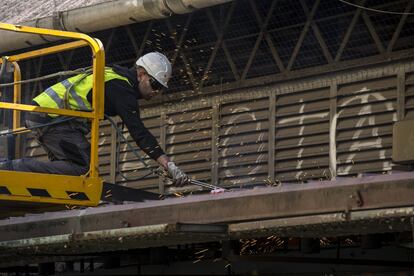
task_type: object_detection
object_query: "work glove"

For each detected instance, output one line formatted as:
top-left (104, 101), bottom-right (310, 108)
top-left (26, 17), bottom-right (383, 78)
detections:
top-left (167, 162), bottom-right (189, 187)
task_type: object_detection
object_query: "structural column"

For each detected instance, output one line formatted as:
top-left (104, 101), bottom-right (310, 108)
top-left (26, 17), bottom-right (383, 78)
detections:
top-left (268, 91), bottom-right (276, 184)
top-left (211, 96), bottom-right (220, 186)
top-left (329, 81), bottom-right (338, 179)
top-left (397, 65), bottom-right (406, 121)
top-left (109, 119), bottom-right (118, 184)
top-left (159, 110), bottom-right (167, 194)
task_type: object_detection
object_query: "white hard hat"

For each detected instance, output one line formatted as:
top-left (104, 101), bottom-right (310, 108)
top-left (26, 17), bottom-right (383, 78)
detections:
top-left (135, 52), bottom-right (172, 88)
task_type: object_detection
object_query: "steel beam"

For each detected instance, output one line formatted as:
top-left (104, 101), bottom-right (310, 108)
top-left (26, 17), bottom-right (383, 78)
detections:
top-left (0, 223), bottom-right (228, 267)
top-left (207, 9), bottom-right (240, 81)
top-left (287, 0), bottom-right (320, 71)
top-left (166, 17), bottom-right (197, 90)
top-left (387, 1), bottom-right (414, 52)
top-left (1, 172), bottom-right (414, 242)
top-left (242, 0), bottom-right (279, 79)
top-left (229, 206), bottom-right (414, 239)
top-left (362, 11), bottom-right (385, 54)
top-left (199, 2), bottom-right (236, 89)
top-left (397, 66), bottom-right (406, 120)
top-left (335, 0), bottom-right (366, 62)
top-left (299, 0), bottom-right (333, 64)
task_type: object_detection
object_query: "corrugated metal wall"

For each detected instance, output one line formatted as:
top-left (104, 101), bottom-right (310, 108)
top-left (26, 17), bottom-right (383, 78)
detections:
top-left (9, 0), bottom-right (414, 192)
top-left (219, 97), bottom-right (269, 186)
top-left (275, 87), bottom-right (330, 182)
top-left (22, 60), bottom-right (413, 191)
top-left (336, 77), bottom-right (397, 176)
top-left (405, 71), bottom-right (414, 118)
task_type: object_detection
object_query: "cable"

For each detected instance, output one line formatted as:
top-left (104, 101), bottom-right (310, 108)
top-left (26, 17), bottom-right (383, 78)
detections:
top-left (0, 57), bottom-right (7, 80)
top-left (337, 0), bottom-right (414, 15)
top-left (104, 115), bottom-right (161, 182)
top-left (113, 121), bottom-right (154, 182)
top-left (0, 116), bottom-right (76, 136)
top-left (0, 67), bottom-right (92, 88)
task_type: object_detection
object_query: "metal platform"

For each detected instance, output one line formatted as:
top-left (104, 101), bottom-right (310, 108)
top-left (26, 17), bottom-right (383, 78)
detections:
top-left (0, 23), bottom-right (106, 208)
top-left (0, 171), bottom-right (414, 266)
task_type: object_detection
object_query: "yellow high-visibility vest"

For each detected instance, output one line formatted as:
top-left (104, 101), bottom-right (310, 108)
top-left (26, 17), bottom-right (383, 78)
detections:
top-left (33, 68), bottom-right (131, 117)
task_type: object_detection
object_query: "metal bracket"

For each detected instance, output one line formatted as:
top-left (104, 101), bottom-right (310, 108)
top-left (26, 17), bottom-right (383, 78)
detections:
top-left (342, 190), bottom-right (363, 221)
top-left (349, 190), bottom-right (363, 207)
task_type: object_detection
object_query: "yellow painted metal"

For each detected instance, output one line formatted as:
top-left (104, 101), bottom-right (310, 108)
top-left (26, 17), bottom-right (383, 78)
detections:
top-left (12, 62), bottom-right (21, 130)
top-left (0, 22), bottom-right (101, 53)
top-left (6, 40), bottom-right (89, 62)
top-left (12, 62), bottom-right (21, 158)
top-left (0, 170), bottom-right (102, 206)
top-left (0, 102), bottom-right (96, 118)
top-left (90, 39), bottom-right (105, 178)
top-left (2, 126), bottom-right (29, 134)
top-left (0, 22), bottom-right (105, 206)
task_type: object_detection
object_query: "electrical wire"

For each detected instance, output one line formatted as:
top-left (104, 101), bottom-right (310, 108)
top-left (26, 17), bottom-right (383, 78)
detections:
top-left (0, 67), bottom-right (92, 88)
top-left (105, 115), bottom-right (223, 189)
top-left (114, 121), bottom-right (155, 182)
top-left (337, 0), bottom-right (414, 15)
top-left (104, 115), bottom-right (161, 181)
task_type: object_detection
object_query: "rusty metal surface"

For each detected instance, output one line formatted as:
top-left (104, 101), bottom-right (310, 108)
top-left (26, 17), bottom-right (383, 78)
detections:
top-left (0, 201), bottom-right (66, 219)
top-left (0, 173), bottom-right (414, 267)
top-left (0, 223), bottom-right (227, 253)
top-left (406, 71), bottom-right (414, 119)
top-left (14, 59), bottom-right (414, 196)
top-left (1, 172), bottom-right (414, 243)
top-left (229, 206), bottom-right (414, 239)
top-left (1, 1), bottom-right (413, 224)
top-left (0, 223), bottom-right (228, 268)
top-left (10, 0), bottom-right (414, 196)
top-left (393, 119), bottom-right (414, 163)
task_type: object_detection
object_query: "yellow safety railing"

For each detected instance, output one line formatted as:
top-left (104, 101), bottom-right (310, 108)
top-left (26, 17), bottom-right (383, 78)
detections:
top-left (0, 22), bottom-right (105, 206)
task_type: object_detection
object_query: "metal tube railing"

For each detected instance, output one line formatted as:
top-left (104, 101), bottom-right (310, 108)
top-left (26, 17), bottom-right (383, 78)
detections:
top-left (0, 22), bottom-right (105, 178)
top-left (0, 22), bottom-right (105, 206)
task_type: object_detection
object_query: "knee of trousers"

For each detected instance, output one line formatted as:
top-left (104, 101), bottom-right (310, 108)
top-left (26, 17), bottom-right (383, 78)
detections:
top-left (8, 158), bottom-right (37, 172)
top-left (0, 160), bottom-right (12, 170)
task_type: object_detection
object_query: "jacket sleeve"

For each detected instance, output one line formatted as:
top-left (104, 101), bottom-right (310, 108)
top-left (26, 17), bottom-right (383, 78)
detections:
top-left (109, 81), bottom-right (165, 160)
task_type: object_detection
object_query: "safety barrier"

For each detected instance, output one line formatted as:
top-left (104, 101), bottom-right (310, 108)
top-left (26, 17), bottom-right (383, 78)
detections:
top-left (0, 22), bottom-right (105, 206)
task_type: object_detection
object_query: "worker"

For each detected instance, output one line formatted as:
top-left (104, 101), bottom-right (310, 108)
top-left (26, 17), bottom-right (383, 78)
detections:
top-left (0, 52), bottom-right (189, 186)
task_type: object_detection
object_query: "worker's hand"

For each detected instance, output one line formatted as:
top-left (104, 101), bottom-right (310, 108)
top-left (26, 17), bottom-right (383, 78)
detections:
top-left (167, 162), bottom-right (189, 187)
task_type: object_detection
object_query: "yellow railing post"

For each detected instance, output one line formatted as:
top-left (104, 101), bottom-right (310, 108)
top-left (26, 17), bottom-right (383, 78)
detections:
top-left (90, 39), bottom-right (105, 178)
top-left (12, 62), bottom-right (21, 158)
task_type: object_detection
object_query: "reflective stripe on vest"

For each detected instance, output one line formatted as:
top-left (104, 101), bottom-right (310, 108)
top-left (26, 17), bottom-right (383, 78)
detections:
top-left (33, 68), bottom-right (131, 117)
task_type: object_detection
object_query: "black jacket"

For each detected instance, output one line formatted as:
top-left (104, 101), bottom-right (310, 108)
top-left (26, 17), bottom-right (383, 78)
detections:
top-left (88, 65), bottom-right (165, 160)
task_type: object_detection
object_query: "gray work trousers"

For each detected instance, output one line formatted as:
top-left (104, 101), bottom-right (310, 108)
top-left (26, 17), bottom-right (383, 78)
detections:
top-left (0, 116), bottom-right (91, 176)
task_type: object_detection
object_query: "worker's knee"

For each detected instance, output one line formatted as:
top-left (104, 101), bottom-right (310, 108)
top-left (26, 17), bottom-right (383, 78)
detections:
top-left (5, 158), bottom-right (48, 173)
top-left (0, 159), bottom-right (12, 171)
top-left (9, 158), bottom-right (34, 172)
